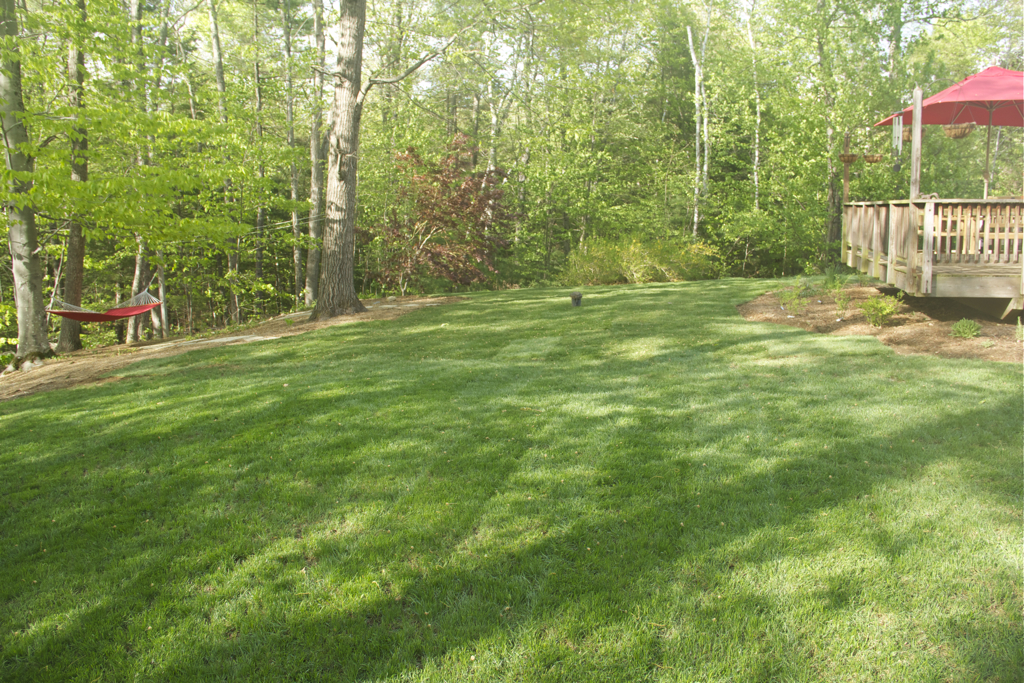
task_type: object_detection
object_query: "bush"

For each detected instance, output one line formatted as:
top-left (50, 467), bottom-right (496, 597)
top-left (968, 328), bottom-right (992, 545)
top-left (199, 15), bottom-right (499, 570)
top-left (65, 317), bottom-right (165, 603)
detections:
top-left (858, 292), bottom-right (904, 327)
top-left (949, 318), bottom-right (982, 339)
top-left (562, 239), bottom-right (720, 286)
top-left (562, 240), bottom-right (623, 286)
top-left (822, 264), bottom-right (845, 291)
top-left (822, 268), bottom-right (849, 298)
top-left (834, 291), bottom-right (852, 317)
top-left (777, 287), bottom-right (808, 313)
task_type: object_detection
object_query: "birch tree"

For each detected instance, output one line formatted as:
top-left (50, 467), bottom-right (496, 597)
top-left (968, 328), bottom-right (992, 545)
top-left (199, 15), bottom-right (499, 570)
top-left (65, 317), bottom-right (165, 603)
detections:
top-left (686, 19), bottom-right (709, 237)
top-left (747, 0), bottom-right (761, 212)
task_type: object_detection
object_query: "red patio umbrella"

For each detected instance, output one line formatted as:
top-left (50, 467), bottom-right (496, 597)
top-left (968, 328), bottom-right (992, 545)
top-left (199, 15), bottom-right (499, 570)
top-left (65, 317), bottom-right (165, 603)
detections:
top-left (875, 66), bottom-right (1024, 128)
top-left (874, 66), bottom-right (1024, 197)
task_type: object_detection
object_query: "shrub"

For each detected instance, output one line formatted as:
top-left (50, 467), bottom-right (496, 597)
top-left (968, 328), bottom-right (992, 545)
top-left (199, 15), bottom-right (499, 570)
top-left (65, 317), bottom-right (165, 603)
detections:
top-left (834, 291), bottom-right (852, 317)
top-left (823, 269), bottom-right (849, 299)
top-left (561, 239), bottom-right (720, 286)
top-left (562, 240), bottom-right (623, 286)
top-left (822, 264), bottom-right (844, 291)
top-left (618, 241), bottom-right (659, 284)
top-left (670, 241), bottom-right (721, 281)
top-left (949, 318), bottom-right (982, 339)
top-left (858, 292), bottom-right (904, 327)
top-left (777, 287), bottom-right (808, 313)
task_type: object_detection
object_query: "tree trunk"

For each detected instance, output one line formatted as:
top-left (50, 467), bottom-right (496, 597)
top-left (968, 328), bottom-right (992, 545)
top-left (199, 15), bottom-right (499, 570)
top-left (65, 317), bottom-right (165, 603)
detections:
top-left (227, 245), bottom-right (240, 324)
top-left (471, 91), bottom-right (480, 168)
top-left (699, 15), bottom-right (710, 200)
top-left (114, 287), bottom-right (125, 344)
top-left (126, 235), bottom-right (146, 343)
top-left (156, 249), bottom-right (168, 336)
top-left (747, 0), bottom-right (760, 212)
top-left (253, 0), bottom-right (265, 308)
top-left (305, 0), bottom-right (326, 306)
top-left (1, 0), bottom-right (50, 368)
top-left (57, 0), bottom-right (88, 353)
top-left (209, 0), bottom-right (227, 123)
top-left (284, 0), bottom-right (302, 305)
top-left (210, 0), bottom-right (238, 322)
top-left (815, 17), bottom-right (841, 244)
top-left (311, 0), bottom-right (367, 319)
top-left (686, 26), bottom-right (702, 236)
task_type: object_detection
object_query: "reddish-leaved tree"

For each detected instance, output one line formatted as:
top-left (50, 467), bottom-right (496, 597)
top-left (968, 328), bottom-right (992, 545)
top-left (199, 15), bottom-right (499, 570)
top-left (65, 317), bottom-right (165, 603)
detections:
top-left (368, 135), bottom-right (508, 295)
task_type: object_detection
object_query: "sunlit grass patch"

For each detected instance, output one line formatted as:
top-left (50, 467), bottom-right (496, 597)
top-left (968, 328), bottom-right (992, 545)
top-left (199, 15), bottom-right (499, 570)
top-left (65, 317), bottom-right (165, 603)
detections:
top-left (1, 279), bottom-right (1021, 682)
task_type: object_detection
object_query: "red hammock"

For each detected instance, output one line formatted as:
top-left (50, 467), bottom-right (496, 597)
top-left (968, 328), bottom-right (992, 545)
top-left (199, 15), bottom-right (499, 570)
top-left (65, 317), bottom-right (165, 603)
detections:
top-left (47, 291), bottom-right (162, 323)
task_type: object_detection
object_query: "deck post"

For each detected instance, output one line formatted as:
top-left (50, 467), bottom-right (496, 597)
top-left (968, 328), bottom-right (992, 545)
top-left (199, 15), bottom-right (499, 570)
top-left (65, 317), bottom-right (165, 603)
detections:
top-left (842, 133), bottom-right (851, 204)
top-left (872, 204), bottom-right (883, 278)
top-left (886, 203), bottom-right (897, 284)
top-left (906, 203), bottom-right (919, 292)
top-left (922, 201), bottom-right (934, 293)
top-left (847, 206), bottom-right (857, 269)
top-left (841, 204), bottom-right (849, 264)
top-left (909, 87), bottom-right (923, 200)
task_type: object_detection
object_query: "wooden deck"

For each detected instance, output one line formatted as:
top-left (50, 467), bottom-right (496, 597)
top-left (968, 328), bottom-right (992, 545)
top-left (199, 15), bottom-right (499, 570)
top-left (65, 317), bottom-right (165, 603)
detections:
top-left (842, 199), bottom-right (1024, 317)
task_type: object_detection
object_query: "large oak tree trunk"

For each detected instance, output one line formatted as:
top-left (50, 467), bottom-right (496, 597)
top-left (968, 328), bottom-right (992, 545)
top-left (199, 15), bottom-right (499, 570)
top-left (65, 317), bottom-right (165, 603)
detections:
top-left (57, 0), bottom-right (88, 353)
top-left (311, 0), bottom-right (367, 320)
top-left (1, 0), bottom-right (51, 368)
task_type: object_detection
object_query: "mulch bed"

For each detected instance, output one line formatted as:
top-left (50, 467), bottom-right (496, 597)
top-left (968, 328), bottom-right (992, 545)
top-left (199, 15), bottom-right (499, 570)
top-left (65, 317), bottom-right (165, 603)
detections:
top-left (738, 285), bottom-right (1023, 364)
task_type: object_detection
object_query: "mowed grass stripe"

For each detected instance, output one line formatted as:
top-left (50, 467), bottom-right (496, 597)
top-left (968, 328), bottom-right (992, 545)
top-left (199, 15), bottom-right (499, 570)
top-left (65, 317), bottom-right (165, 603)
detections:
top-left (1, 279), bottom-right (1020, 682)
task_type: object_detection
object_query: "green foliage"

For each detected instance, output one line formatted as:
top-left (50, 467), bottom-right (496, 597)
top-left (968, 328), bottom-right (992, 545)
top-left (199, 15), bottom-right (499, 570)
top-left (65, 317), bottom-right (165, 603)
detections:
top-left (859, 292), bottom-right (904, 327)
top-left (950, 318), bottom-right (982, 339)
top-left (561, 239), bottom-right (720, 286)
top-left (0, 302), bottom-right (16, 351)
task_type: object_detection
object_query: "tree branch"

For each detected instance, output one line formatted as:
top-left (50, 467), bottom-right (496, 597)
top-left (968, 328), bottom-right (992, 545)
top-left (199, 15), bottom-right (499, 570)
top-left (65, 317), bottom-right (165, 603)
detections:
top-left (357, 28), bottom-right (467, 105)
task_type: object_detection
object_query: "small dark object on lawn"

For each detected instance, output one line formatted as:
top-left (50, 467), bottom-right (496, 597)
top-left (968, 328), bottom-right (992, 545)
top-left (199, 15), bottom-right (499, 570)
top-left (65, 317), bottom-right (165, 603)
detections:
top-left (570, 292), bottom-right (583, 307)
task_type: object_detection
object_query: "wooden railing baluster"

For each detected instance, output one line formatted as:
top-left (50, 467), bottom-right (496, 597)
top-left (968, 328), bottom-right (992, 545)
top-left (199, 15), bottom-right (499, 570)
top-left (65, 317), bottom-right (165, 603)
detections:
top-left (955, 204), bottom-right (964, 262)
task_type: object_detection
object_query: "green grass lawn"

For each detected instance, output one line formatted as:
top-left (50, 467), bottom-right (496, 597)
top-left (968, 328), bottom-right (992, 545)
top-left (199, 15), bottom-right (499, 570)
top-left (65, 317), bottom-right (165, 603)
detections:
top-left (2, 279), bottom-right (1021, 682)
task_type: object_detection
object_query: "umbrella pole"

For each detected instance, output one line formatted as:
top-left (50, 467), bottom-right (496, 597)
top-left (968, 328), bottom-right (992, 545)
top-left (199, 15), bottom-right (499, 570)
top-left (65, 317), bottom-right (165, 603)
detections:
top-left (983, 109), bottom-right (993, 199)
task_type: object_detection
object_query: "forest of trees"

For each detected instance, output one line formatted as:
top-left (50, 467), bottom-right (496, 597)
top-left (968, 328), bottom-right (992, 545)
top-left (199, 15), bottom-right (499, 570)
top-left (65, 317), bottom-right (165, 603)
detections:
top-left (1, 0), bottom-right (1020, 365)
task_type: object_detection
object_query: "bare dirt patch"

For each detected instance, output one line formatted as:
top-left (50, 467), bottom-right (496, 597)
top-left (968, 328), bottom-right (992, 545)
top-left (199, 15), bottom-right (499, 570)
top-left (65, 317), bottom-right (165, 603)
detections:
top-left (738, 285), bottom-right (1023, 364)
top-left (0, 296), bottom-right (463, 402)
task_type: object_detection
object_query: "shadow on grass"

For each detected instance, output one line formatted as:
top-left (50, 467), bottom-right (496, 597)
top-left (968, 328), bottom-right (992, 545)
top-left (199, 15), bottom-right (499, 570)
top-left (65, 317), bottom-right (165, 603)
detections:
top-left (1, 280), bottom-right (1020, 681)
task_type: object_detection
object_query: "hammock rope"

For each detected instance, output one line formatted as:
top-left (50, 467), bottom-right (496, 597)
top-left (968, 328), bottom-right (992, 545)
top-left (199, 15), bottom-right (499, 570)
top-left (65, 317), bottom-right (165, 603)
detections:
top-left (47, 290), bottom-right (162, 322)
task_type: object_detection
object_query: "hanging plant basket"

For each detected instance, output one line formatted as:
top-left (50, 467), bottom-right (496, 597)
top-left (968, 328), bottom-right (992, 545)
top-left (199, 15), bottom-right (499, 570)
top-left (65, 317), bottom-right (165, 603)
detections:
top-left (863, 154), bottom-right (884, 164)
top-left (902, 127), bottom-right (925, 142)
top-left (838, 153), bottom-right (860, 164)
top-left (943, 123), bottom-right (975, 139)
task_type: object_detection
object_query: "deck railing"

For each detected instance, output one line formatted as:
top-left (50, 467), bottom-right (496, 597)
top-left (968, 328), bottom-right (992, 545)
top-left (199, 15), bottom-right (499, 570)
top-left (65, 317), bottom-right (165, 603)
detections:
top-left (843, 199), bottom-right (1024, 296)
